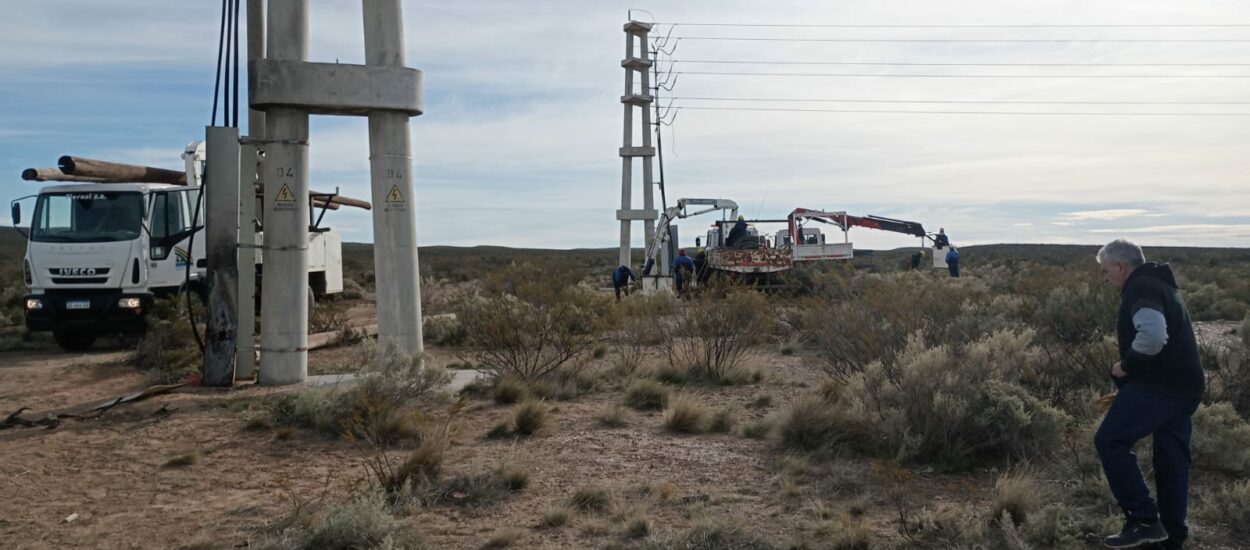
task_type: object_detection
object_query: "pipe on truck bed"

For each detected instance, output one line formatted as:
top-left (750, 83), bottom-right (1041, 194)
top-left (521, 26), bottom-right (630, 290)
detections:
top-left (21, 167), bottom-right (109, 183)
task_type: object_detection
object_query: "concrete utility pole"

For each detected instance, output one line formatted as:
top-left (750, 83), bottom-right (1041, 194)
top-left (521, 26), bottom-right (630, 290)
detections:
top-left (616, 21), bottom-right (658, 270)
top-left (364, 0), bottom-right (423, 355)
top-left (249, 0), bottom-right (424, 384)
top-left (259, 0), bottom-right (311, 385)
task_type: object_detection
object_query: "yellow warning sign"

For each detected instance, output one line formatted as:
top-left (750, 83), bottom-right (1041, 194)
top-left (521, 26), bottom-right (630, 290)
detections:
top-left (385, 185), bottom-right (405, 203)
top-left (275, 184), bottom-right (296, 202)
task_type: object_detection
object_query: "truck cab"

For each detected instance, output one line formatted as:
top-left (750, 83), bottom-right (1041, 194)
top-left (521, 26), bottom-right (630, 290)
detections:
top-left (17, 183), bottom-right (204, 351)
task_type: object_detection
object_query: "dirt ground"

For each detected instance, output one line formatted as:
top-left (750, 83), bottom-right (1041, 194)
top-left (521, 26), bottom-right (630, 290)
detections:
top-left (0, 321), bottom-right (1242, 549)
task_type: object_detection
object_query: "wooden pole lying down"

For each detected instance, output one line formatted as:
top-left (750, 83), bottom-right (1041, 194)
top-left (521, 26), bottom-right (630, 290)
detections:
top-left (21, 167), bottom-right (109, 183)
top-left (58, 155), bottom-right (187, 185)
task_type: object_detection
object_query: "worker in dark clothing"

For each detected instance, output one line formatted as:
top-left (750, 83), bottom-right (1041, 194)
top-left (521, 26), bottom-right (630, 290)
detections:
top-left (693, 249), bottom-right (708, 285)
top-left (612, 265), bottom-right (636, 301)
top-left (726, 216), bottom-right (748, 248)
top-left (933, 228), bottom-right (950, 248)
top-left (910, 251), bottom-right (923, 270)
top-left (1094, 239), bottom-right (1204, 549)
top-left (673, 249), bottom-right (695, 295)
top-left (945, 246), bottom-right (960, 277)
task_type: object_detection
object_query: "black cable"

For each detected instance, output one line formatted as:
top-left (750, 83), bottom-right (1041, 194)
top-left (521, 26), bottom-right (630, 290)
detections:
top-left (673, 106), bottom-right (1250, 116)
top-left (185, 188), bottom-right (206, 353)
top-left (676, 70), bottom-right (1250, 78)
top-left (223, 0), bottom-right (234, 127)
top-left (232, 0), bottom-right (240, 128)
top-left (210, 0), bottom-right (227, 126)
top-left (668, 96), bottom-right (1250, 105)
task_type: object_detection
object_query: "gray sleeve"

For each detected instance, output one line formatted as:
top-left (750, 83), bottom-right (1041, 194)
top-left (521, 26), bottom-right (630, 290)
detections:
top-left (1130, 307), bottom-right (1168, 356)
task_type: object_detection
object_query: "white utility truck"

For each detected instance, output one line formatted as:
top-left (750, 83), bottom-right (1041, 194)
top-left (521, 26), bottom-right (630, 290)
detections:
top-left (12, 142), bottom-right (348, 351)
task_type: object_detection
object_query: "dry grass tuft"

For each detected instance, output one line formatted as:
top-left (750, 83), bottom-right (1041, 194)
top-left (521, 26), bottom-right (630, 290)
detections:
top-left (569, 486), bottom-right (612, 512)
top-left (538, 507), bottom-right (570, 529)
top-left (663, 394), bottom-right (710, 434)
top-left (493, 377), bottom-right (527, 405)
top-left (595, 402), bottom-right (630, 427)
top-left (481, 528), bottom-right (523, 548)
top-left (162, 451), bottom-right (200, 469)
top-left (625, 379), bottom-right (671, 411)
top-left (512, 401), bottom-right (548, 436)
top-left (990, 469), bottom-right (1044, 527)
top-left (708, 407), bottom-right (736, 434)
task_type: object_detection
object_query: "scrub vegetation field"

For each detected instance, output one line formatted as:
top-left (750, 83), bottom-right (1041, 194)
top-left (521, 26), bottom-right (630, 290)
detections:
top-left (2, 227), bottom-right (1249, 549)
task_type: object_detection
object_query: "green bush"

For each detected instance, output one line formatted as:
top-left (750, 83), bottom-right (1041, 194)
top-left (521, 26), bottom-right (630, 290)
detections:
top-left (1192, 402), bottom-right (1250, 475)
top-left (660, 290), bottom-right (772, 384)
top-left (258, 490), bottom-right (420, 550)
top-left (423, 314), bottom-right (465, 346)
top-left (457, 264), bottom-right (612, 381)
top-left (1197, 480), bottom-right (1250, 535)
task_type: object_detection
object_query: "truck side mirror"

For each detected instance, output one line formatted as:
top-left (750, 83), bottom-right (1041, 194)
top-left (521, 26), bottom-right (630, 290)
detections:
top-left (10, 202), bottom-right (19, 226)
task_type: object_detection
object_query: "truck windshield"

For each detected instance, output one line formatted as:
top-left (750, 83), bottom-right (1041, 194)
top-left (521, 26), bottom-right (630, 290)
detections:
top-left (31, 192), bottom-right (144, 243)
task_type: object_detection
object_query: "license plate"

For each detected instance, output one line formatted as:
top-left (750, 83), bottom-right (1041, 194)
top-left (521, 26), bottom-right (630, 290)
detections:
top-left (66, 300), bottom-right (90, 310)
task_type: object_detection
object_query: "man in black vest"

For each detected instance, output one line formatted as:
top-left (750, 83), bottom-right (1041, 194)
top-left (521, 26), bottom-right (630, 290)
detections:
top-left (1094, 239), bottom-right (1204, 549)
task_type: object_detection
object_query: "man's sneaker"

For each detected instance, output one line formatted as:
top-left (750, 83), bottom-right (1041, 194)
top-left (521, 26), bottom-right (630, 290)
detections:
top-left (1104, 517), bottom-right (1169, 548)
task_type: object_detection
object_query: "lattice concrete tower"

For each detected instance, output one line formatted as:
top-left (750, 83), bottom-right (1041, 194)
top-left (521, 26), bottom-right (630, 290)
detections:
top-left (616, 21), bottom-right (658, 268)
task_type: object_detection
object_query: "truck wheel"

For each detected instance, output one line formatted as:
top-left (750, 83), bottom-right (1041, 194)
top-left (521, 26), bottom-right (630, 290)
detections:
top-left (54, 331), bottom-right (96, 352)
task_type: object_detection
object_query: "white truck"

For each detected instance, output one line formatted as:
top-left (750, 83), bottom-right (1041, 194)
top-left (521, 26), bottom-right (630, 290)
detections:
top-left (11, 142), bottom-right (346, 351)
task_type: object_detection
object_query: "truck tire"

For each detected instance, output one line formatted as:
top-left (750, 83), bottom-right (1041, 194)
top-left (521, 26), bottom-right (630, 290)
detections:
top-left (54, 330), bottom-right (96, 352)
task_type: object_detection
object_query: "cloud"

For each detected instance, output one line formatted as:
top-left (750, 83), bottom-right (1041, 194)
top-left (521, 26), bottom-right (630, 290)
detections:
top-left (1060, 209), bottom-right (1154, 221)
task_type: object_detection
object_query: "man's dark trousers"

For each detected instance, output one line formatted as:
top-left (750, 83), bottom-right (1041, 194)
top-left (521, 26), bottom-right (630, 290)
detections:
top-left (1095, 384), bottom-right (1201, 542)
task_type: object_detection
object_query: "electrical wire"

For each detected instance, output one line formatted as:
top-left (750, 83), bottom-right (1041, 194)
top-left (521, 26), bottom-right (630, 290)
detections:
top-left (673, 106), bottom-right (1250, 116)
top-left (670, 36), bottom-right (1250, 43)
top-left (210, 0), bottom-right (228, 126)
top-left (668, 96), bottom-right (1250, 105)
top-left (653, 22), bottom-right (1250, 29)
top-left (675, 70), bottom-right (1250, 78)
top-left (232, 0), bottom-right (240, 128)
top-left (664, 59), bottom-right (1250, 67)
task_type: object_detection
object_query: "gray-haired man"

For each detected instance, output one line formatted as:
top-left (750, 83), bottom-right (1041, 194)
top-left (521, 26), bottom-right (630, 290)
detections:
top-left (1095, 239), bottom-right (1204, 549)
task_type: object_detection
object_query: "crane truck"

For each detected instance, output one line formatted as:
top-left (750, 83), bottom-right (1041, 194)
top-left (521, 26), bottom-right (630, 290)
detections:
top-left (641, 201), bottom-right (942, 292)
top-left (10, 142), bottom-right (365, 351)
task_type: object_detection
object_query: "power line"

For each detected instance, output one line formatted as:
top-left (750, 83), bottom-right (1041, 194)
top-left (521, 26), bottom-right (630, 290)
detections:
top-left (674, 106), bottom-right (1250, 116)
top-left (664, 59), bottom-right (1250, 67)
top-left (654, 22), bottom-right (1250, 29)
top-left (672, 37), bottom-right (1250, 43)
top-left (675, 70), bottom-right (1250, 78)
top-left (669, 96), bottom-right (1250, 105)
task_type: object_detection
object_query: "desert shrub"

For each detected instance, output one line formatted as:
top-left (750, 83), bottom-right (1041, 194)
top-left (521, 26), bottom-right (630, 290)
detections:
top-left (1020, 504), bottom-right (1088, 549)
top-left (609, 301), bottom-right (667, 375)
top-left (1203, 336), bottom-right (1250, 416)
top-left (639, 524), bottom-right (776, 550)
top-left (1191, 402), bottom-right (1250, 475)
top-left (834, 332), bottom-right (1071, 468)
top-left (457, 263), bottom-right (612, 381)
top-left (1185, 281), bottom-right (1248, 321)
top-left (133, 297), bottom-right (200, 384)
top-left (797, 297), bottom-right (905, 382)
top-left (512, 401), bottom-right (548, 436)
top-left (407, 462), bottom-right (528, 508)
top-left (492, 377), bottom-right (526, 405)
top-left (708, 407), bottom-right (736, 434)
top-left (907, 505), bottom-right (985, 548)
top-left (423, 314), bottom-right (465, 346)
top-left (1197, 480), bottom-right (1250, 534)
top-left (741, 420), bottom-right (772, 440)
top-left (989, 470), bottom-right (1044, 527)
top-left (660, 290), bottom-right (772, 384)
top-left (778, 393), bottom-right (867, 453)
top-left (569, 486), bottom-right (611, 512)
top-left (596, 403), bottom-right (629, 427)
top-left (0, 285), bottom-right (25, 327)
top-left (341, 277), bottom-right (366, 301)
top-left (538, 507), bottom-right (570, 528)
top-left (1031, 284), bottom-right (1119, 409)
top-left (259, 490), bottom-right (420, 550)
top-left (625, 379), bottom-right (670, 410)
top-left (663, 394), bottom-right (709, 434)
top-left (269, 341), bottom-right (449, 442)
top-left (309, 303), bottom-right (351, 335)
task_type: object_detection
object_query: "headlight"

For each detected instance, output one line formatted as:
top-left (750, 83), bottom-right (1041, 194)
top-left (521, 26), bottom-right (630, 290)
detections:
top-left (118, 297), bottom-right (142, 309)
top-left (25, 298), bottom-right (43, 310)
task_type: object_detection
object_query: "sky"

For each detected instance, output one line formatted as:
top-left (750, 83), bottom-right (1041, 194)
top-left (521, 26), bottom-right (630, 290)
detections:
top-left (2, 1), bottom-right (1249, 251)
